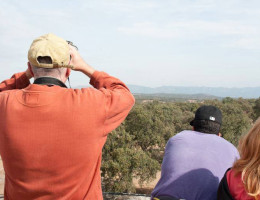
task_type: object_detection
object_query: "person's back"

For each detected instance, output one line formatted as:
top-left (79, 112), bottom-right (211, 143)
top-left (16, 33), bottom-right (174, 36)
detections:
top-left (152, 130), bottom-right (239, 200)
top-left (151, 106), bottom-right (239, 200)
top-left (0, 34), bottom-right (135, 200)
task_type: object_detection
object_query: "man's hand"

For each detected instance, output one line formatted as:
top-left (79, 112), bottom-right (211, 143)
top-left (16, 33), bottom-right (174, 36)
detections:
top-left (69, 46), bottom-right (95, 78)
top-left (25, 68), bottom-right (33, 80)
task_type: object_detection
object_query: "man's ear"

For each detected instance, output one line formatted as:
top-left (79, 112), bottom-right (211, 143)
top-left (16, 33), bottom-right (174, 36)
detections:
top-left (218, 133), bottom-right (222, 137)
top-left (27, 62), bottom-right (34, 76)
top-left (66, 68), bottom-right (71, 78)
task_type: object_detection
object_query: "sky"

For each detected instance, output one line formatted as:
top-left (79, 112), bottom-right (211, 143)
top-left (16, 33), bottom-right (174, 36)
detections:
top-left (1, 0), bottom-right (260, 88)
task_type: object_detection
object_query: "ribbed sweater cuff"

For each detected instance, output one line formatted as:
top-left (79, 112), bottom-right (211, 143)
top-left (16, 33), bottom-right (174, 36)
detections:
top-left (89, 71), bottom-right (101, 87)
top-left (18, 72), bottom-right (31, 89)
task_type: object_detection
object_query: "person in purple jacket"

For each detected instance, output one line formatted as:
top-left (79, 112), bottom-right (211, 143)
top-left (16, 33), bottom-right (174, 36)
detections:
top-left (151, 105), bottom-right (239, 200)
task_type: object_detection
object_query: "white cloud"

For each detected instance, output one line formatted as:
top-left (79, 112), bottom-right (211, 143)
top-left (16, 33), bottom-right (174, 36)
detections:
top-left (81, 0), bottom-right (159, 12)
top-left (226, 38), bottom-right (260, 50)
top-left (118, 20), bottom-right (259, 39)
top-left (118, 22), bottom-right (180, 39)
top-left (0, 2), bottom-right (34, 44)
top-left (113, 0), bottom-right (260, 50)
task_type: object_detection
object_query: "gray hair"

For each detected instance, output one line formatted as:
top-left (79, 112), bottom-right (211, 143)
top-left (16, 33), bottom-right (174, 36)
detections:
top-left (31, 66), bottom-right (67, 80)
top-left (30, 56), bottom-right (67, 81)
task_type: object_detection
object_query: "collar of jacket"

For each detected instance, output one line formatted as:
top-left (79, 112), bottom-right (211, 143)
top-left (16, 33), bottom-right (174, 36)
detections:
top-left (33, 77), bottom-right (67, 88)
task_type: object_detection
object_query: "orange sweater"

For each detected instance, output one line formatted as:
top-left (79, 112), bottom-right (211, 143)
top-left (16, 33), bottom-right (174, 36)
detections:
top-left (0, 71), bottom-right (135, 200)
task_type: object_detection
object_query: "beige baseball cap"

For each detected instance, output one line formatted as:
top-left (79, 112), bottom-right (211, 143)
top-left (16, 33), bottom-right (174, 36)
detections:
top-left (28, 33), bottom-right (74, 69)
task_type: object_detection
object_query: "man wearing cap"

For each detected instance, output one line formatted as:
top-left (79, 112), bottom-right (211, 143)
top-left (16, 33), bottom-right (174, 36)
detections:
top-left (151, 105), bottom-right (239, 200)
top-left (0, 33), bottom-right (135, 200)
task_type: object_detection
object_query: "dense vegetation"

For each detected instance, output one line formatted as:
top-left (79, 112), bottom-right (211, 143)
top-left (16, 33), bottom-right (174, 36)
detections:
top-left (101, 97), bottom-right (259, 193)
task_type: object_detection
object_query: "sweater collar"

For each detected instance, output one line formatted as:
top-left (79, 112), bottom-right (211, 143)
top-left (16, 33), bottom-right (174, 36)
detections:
top-left (33, 77), bottom-right (67, 88)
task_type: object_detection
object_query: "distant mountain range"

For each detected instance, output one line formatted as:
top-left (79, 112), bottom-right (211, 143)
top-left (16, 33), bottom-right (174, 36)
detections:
top-left (128, 85), bottom-right (260, 99)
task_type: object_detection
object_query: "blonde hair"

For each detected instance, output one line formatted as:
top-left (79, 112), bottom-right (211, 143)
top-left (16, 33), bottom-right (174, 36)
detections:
top-left (233, 118), bottom-right (260, 199)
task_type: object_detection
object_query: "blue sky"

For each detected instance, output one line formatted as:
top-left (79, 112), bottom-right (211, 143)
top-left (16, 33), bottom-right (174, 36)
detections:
top-left (1, 0), bottom-right (260, 88)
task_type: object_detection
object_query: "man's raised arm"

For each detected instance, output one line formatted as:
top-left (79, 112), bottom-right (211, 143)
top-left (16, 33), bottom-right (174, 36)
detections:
top-left (69, 46), bottom-right (135, 135)
top-left (0, 69), bottom-right (32, 92)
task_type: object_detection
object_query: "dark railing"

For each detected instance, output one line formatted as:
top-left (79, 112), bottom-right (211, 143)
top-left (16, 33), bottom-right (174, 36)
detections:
top-left (103, 192), bottom-right (149, 197)
top-left (103, 192), bottom-right (150, 200)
